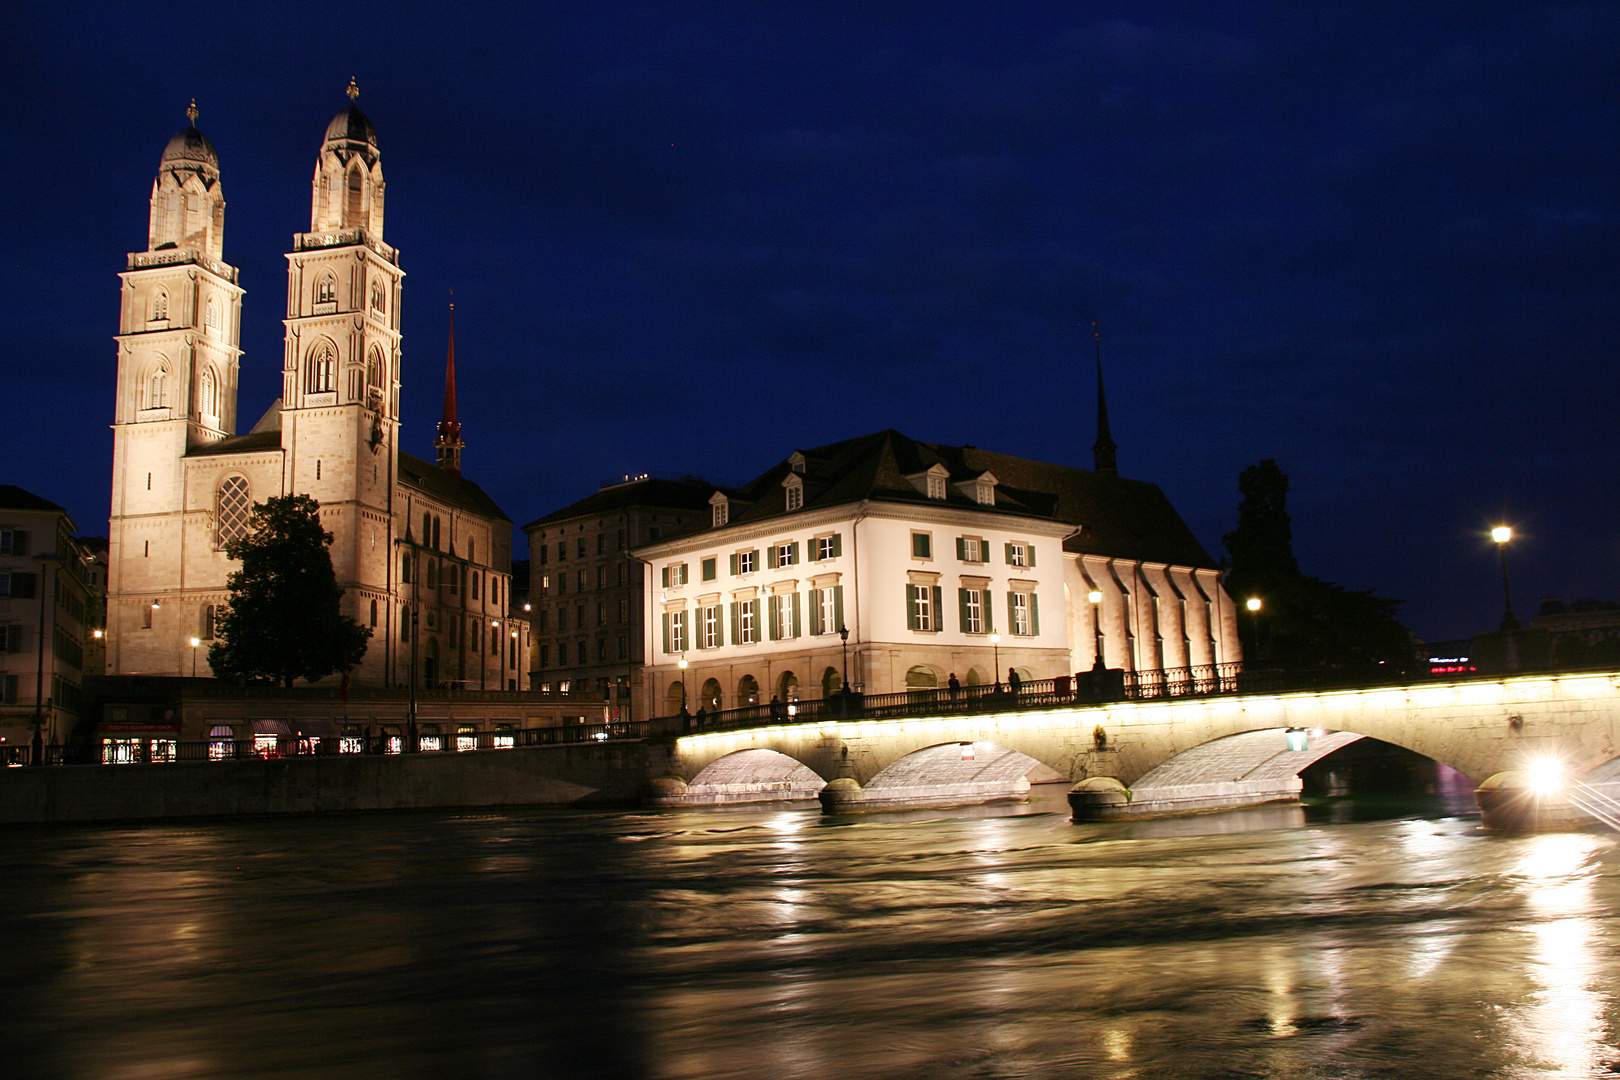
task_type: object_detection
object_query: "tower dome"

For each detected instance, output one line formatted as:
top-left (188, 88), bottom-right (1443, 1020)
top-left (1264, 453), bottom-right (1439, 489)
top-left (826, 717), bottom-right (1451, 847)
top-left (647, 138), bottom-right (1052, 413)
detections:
top-left (322, 78), bottom-right (379, 159)
top-left (160, 101), bottom-right (219, 178)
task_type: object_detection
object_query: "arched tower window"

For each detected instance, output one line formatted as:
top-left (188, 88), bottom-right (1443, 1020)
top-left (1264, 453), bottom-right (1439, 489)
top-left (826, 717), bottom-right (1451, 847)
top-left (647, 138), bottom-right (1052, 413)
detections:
top-left (306, 341), bottom-right (336, 394)
top-left (315, 275), bottom-right (336, 306)
top-left (346, 166), bottom-right (365, 226)
top-left (204, 297), bottom-right (219, 334)
top-left (347, 365), bottom-right (365, 402)
top-left (148, 367), bottom-right (169, 409)
top-left (216, 476), bottom-right (251, 549)
top-left (370, 279), bottom-right (385, 313)
top-left (151, 289), bottom-right (169, 321)
top-left (199, 368), bottom-right (218, 418)
top-left (367, 348), bottom-right (385, 406)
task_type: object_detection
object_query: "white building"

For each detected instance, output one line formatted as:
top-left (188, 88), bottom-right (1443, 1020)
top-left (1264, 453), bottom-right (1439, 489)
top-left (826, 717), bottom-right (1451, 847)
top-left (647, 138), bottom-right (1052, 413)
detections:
top-left (105, 88), bottom-right (516, 689)
top-left (635, 430), bottom-right (1242, 716)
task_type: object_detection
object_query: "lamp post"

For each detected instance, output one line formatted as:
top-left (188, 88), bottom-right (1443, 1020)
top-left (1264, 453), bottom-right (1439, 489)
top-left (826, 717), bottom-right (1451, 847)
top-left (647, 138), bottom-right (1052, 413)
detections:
top-left (189, 636), bottom-right (200, 677)
top-left (991, 632), bottom-right (1002, 691)
top-left (837, 625), bottom-right (849, 694)
top-left (677, 655), bottom-right (688, 712)
top-left (1087, 590), bottom-right (1104, 670)
top-left (1245, 597), bottom-right (1262, 663)
top-left (1492, 526), bottom-right (1519, 630)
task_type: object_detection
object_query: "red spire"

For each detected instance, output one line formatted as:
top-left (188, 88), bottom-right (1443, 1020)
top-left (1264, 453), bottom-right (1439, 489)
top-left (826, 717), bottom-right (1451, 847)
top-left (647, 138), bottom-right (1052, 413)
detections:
top-left (434, 296), bottom-right (465, 475)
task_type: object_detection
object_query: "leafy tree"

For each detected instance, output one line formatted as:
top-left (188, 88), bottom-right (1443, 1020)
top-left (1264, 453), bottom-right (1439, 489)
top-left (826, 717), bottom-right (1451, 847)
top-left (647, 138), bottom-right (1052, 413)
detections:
top-left (1223, 460), bottom-right (1416, 674)
top-left (208, 494), bottom-right (371, 687)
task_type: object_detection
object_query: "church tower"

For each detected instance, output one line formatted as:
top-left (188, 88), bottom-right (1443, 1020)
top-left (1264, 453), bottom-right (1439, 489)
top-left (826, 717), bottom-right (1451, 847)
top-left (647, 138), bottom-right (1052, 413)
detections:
top-left (434, 300), bottom-right (465, 475)
top-left (279, 80), bottom-right (403, 680)
top-left (107, 103), bottom-right (244, 673)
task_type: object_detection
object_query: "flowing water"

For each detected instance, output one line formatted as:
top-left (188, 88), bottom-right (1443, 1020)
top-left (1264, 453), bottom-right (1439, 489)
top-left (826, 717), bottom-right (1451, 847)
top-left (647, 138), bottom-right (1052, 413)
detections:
top-left (2, 788), bottom-right (1617, 1079)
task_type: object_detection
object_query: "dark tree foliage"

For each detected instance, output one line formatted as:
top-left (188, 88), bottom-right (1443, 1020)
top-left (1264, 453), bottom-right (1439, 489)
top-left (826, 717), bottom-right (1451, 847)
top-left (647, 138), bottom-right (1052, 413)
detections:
top-left (208, 494), bottom-right (371, 687)
top-left (1223, 460), bottom-right (1417, 674)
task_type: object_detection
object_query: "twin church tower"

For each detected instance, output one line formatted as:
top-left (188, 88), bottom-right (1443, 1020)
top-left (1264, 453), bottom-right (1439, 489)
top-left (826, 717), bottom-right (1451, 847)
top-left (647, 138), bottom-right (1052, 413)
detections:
top-left (107, 85), bottom-right (515, 689)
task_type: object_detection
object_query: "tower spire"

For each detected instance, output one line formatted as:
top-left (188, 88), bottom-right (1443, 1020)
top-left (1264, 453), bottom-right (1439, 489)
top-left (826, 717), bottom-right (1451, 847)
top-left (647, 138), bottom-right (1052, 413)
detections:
top-left (435, 293), bottom-right (464, 475)
top-left (1091, 320), bottom-right (1118, 476)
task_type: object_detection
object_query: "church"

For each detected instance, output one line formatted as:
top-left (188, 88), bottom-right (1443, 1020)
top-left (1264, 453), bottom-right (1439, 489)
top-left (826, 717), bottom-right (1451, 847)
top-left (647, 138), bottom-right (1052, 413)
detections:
top-left (106, 85), bottom-right (519, 690)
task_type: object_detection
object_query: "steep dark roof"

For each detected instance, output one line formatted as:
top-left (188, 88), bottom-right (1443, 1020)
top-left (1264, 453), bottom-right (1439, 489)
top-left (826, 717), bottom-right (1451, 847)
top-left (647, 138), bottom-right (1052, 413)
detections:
top-left (522, 476), bottom-right (724, 532)
top-left (399, 452), bottom-right (509, 522)
top-left (658, 429), bottom-right (1215, 569)
top-left (0, 485), bottom-right (68, 514)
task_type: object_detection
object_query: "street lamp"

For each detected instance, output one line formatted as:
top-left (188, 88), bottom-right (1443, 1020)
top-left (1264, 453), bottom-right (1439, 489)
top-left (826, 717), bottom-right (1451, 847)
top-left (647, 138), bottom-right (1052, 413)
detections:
top-left (677, 655), bottom-right (688, 712)
top-left (991, 632), bottom-right (1002, 691)
top-left (189, 636), bottom-right (200, 677)
top-left (1492, 526), bottom-right (1519, 630)
top-left (1087, 590), bottom-right (1104, 670)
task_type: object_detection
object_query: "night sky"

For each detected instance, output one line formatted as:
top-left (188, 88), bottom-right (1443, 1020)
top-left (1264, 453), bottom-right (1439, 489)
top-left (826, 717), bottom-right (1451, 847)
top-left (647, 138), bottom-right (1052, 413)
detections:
top-left (9, 2), bottom-right (1617, 643)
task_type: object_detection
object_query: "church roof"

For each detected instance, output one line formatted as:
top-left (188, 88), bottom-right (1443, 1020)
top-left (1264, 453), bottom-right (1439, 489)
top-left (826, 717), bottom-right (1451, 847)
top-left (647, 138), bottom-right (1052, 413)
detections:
top-left (325, 105), bottom-right (378, 152)
top-left (399, 452), bottom-right (509, 522)
top-left (185, 430), bottom-right (283, 457)
top-left (656, 429), bottom-right (1216, 569)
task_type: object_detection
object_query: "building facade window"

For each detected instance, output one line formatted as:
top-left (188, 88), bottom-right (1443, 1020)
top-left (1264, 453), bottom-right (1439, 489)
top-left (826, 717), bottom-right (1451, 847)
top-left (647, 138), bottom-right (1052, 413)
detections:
top-left (770, 592), bottom-right (798, 640)
top-left (814, 534), bottom-right (842, 561)
top-left (810, 585), bottom-right (843, 635)
top-left (662, 609), bottom-right (688, 653)
top-left (785, 480), bottom-right (804, 511)
top-left (927, 474), bottom-right (946, 499)
top-left (732, 598), bottom-right (759, 644)
top-left (960, 588), bottom-right (985, 634)
top-left (1005, 542), bottom-right (1035, 568)
top-left (1009, 590), bottom-right (1040, 636)
top-left (731, 549), bottom-right (758, 575)
top-left (957, 536), bottom-right (988, 563)
top-left (907, 582), bottom-right (943, 632)
top-left (769, 541), bottom-right (798, 568)
top-left (701, 604), bottom-right (721, 648)
top-left (702, 557), bottom-right (717, 581)
top-left (306, 341), bottom-right (336, 394)
top-left (911, 532), bottom-right (932, 559)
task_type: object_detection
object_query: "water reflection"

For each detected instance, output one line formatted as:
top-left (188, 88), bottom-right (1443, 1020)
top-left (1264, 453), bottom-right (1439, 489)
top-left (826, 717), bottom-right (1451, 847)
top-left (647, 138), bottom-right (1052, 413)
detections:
top-left (0, 796), bottom-right (1617, 1079)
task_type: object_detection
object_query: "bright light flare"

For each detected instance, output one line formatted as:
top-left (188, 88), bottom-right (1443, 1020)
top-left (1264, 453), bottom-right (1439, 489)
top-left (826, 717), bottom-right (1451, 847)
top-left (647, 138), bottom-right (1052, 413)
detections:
top-left (1492, 525), bottom-right (1512, 544)
top-left (1528, 757), bottom-right (1563, 795)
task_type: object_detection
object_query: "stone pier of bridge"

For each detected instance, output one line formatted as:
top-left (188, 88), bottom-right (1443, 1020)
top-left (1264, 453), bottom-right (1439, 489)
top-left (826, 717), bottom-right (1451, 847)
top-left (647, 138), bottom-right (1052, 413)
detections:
top-left (650, 671), bottom-right (1620, 827)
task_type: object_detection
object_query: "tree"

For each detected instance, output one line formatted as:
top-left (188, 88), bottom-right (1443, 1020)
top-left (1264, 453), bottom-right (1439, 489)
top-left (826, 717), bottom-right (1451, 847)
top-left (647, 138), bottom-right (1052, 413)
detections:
top-left (208, 494), bottom-right (371, 687)
top-left (1223, 460), bottom-right (1416, 674)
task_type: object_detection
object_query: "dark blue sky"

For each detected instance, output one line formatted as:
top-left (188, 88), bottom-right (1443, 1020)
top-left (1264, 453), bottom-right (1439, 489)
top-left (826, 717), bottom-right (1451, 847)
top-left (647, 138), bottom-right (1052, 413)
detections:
top-left (8, 2), bottom-right (1617, 642)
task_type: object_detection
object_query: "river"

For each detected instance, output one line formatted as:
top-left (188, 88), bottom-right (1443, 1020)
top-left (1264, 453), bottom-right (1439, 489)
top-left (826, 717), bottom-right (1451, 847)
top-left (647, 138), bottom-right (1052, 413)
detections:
top-left (2, 788), bottom-right (1616, 1079)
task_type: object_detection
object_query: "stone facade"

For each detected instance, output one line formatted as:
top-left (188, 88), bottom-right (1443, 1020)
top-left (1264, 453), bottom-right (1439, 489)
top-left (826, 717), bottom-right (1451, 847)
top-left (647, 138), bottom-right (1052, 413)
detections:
top-left (106, 91), bottom-right (514, 690)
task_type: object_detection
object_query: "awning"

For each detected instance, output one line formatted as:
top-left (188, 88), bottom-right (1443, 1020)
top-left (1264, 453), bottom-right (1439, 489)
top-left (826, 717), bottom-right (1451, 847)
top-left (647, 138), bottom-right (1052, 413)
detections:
top-left (295, 719), bottom-right (337, 737)
top-left (250, 719), bottom-right (293, 736)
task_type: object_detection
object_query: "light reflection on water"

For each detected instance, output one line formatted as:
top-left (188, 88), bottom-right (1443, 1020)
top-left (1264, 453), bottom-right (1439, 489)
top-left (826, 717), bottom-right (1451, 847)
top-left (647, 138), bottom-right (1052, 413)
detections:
top-left (0, 791), bottom-right (1616, 1079)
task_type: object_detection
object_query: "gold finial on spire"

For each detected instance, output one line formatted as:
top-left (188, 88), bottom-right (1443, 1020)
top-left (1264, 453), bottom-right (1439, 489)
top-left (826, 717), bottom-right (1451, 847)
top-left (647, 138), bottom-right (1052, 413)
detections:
top-left (186, 99), bottom-right (198, 125)
top-left (347, 77), bottom-right (360, 102)
top-left (449, 287), bottom-right (454, 312)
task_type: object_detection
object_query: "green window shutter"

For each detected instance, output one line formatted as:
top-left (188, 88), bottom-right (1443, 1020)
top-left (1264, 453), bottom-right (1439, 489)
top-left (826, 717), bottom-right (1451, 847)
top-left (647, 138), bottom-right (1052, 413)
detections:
top-left (751, 599), bottom-right (761, 639)
top-left (681, 564), bottom-right (690, 584)
top-left (809, 589), bottom-right (822, 635)
top-left (661, 612), bottom-right (671, 654)
top-left (767, 595), bottom-right (779, 640)
top-left (1031, 593), bottom-right (1041, 636)
top-left (906, 585), bottom-right (918, 631)
top-left (791, 592), bottom-right (801, 637)
top-left (913, 533), bottom-right (929, 558)
top-left (729, 553), bottom-right (739, 576)
top-left (932, 586), bottom-right (943, 630)
top-left (730, 602), bottom-right (739, 645)
top-left (984, 589), bottom-right (994, 633)
top-left (1004, 542), bottom-right (1015, 565)
top-left (833, 585), bottom-right (844, 632)
top-left (767, 545), bottom-right (778, 569)
top-left (958, 588), bottom-right (970, 632)
top-left (831, 533), bottom-right (842, 558)
top-left (956, 537), bottom-right (967, 560)
top-left (661, 566), bottom-right (669, 588)
top-left (791, 541), bottom-right (800, 565)
top-left (1008, 592), bottom-right (1017, 634)
top-left (1027, 545), bottom-right (1036, 568)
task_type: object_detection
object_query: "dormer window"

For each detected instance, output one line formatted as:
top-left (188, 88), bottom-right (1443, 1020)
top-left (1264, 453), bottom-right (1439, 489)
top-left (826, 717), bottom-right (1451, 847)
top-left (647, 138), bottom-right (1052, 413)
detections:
top-left (784, 473), bottom-right (804, 512)
top-left (788, 451), bottom-right (807, 474)
top-left (710, 490), bottom-right (730, 528)
top-left (956, 470), bottom-right (998, 505)
top-left (907, 463), bottom-right (951, 500)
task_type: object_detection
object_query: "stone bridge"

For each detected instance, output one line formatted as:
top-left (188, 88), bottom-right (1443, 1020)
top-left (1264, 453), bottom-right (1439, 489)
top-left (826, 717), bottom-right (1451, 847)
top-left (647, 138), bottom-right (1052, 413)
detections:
top-left (649, 671), bottom-right (1620, 828)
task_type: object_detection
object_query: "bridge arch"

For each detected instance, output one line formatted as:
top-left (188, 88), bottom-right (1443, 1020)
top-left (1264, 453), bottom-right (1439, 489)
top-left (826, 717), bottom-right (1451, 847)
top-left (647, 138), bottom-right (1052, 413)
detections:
top-left (866, 741), bottom-right (1066, 795)
top-left (652, 748), bottom-right (826, 806)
